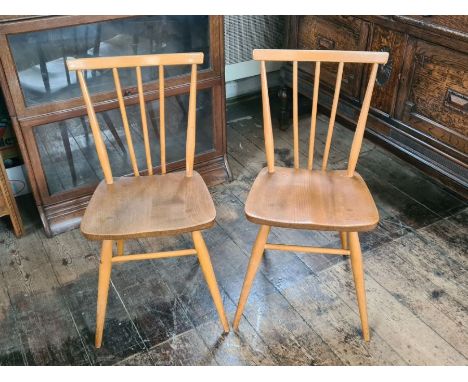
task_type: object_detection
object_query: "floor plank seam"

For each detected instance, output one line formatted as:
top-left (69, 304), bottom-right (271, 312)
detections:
top-left (0, 264), bottom-right (30, 365)
top-left (38, 235), bottom-right (94, 365)
top-left (138, 238), bottom-right (224, 365)
top-left (365, 268), bottom-right (468, 362)
top-left (212, 220), bottom-right (346, 365)
top-left (215, 181), bottom-right (409, 364)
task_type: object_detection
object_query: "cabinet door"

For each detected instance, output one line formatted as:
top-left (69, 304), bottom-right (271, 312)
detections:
top-left (296, 16), bottom-right (369, 99)
top-left (396, 39), bottom-right (468, 158)
top-left (368, 25), bottom-right (407, 116)
top-left (1, 16), bottom-right (212, 118)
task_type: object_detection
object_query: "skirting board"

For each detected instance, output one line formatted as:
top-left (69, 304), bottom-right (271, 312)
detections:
top-left (225, 60), bottom-right (282, 99)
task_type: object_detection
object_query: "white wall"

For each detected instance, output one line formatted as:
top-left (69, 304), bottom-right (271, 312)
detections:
top-left (225, 60), bottom-right (282, 99)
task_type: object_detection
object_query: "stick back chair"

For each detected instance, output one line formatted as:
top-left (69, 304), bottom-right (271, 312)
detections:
top-left (233, 49), bottom-right (389, 341)
top-left (67, 53), bottom-right (229, 348)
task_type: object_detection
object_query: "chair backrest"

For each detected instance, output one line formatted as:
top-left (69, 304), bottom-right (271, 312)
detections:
top-left (67, 52), bottom-right (203, 185)
top-left (253, 49), bottom-right (389, 177)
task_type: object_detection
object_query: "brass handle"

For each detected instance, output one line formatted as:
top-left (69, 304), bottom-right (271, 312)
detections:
top-left (404, 101), bottom-right (416, 115)
top-left (317, 36), bottom-right (335, 50)
top-left (445, 89), bottom-right (468, 112)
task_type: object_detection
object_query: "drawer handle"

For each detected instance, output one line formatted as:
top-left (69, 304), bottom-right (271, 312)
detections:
top-left (317, 36), bottom-right (335, 50)
top-left (445, 89), bottom-right (468, 113)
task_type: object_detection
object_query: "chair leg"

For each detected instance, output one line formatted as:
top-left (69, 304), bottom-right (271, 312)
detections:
top-left (95, 240), bottom-right (113, 348)
top-left (348, 232), bottom-right (370, 341)
top-left (233, 225), bottom-right (270, 330)
top-left (192, 231), bottom-right (230, 333)
top-left (117, 240), bottom-right (124, 256)
top-left (339, 231), bottom-right (348, 250)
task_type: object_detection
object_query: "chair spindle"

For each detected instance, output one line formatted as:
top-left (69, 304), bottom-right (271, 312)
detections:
top-left (347, 63), bottom-right (379, 177)
top-left (77, 70), bottom-right (113, 184)
top-left (322, 61), bottom-right (344, 171)
top-left (136, 66), bottom-right (153, 175)
top-left (307, 61), bottom-right (321, 170)
top-left (185, 64), bottom-right (198, 177)
top-left (112, 68), bottom-right (139, 176)
top-left (260, 60), bottom-right (275, 173)
top-left (159, 65), bottom-right (166, 174)
top-left (292, 61), bottom-right (299, 169)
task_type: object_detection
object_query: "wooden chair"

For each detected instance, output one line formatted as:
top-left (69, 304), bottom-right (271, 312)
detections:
top-left (233, 49), bottom-right (389, 341)
top-left (67, 53), bottom-right (229, 348)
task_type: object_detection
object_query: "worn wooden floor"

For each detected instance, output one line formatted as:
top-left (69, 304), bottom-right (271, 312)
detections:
top-left (0, 94), bottom-right (467, 365)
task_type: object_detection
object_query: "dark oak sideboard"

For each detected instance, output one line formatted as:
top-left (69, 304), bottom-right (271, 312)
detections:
top-left (0, 15), bottom-right (229, 236)
top-left (282, 16), bottom-right (467, 195)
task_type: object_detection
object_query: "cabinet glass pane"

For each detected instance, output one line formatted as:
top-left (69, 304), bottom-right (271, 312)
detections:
top-left (34, 89), bottom-right (214, 195)
top-left (9, 16), bottom-right (210, 106)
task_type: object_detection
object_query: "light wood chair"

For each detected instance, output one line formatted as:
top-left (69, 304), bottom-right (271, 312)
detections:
top-left (233, 49), bottom-right (389, 341)
top-left (67, 53), bottom-right (229, 348)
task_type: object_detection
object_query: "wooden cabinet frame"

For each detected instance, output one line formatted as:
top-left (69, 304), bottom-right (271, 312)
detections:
top-left (282, 16), bottom-right (468, 196)
top-left (0, 15), bottom-right (230, 236)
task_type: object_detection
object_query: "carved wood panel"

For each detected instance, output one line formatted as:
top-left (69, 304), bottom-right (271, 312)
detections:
top-left (399, 40), bottom-right (468, 155)
top-left (296, 16), bottom-right (369, 99)
top-left (368, 25), bottom-right (407, 116)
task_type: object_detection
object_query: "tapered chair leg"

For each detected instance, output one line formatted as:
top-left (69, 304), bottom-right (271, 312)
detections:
top-left (95, 240), bottom-right (114, 348)
top-left (117, 240), bottom-right (124, 256)
top-left (233, 225), bottom-right (271, 330)
top-left (339, 231), bottom-right (348, 250)
top-left (192, 231), bottom-right (230, 333)
top-left (348, 232), bottom-right (370, 341)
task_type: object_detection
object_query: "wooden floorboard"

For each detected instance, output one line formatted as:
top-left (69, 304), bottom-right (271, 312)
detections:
top-left (0, 93), bottom-right (466, 365)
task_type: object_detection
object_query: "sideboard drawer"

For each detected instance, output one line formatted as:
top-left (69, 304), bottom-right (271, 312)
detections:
top-left (400, 40), bottom-right (468, 155)
top-left (296, 16), bottom-right (369, 99)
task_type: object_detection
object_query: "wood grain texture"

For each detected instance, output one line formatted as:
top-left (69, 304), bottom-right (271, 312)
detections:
top-left (233, 225), bottom-right (270, 329)
top-left (185, 64), bottom-right (198, 177)
top-left (76, 71), bottom-right (114, 185)
top-left (240, 53), bottom-right (383, 338)
top-left (400, 40), bottom-right (468, 154)
top-left (369, 25), bottom-right (407, 115)
top-left (296, 16), bottom-right (369, 99)
top-left (245, 167), bottom-right (379, 231)
top-left (72, 48), bottom-right (227, 346)
top-left (159, 65), bottom-right (167, 174)
top-left (112, 68), bottom-right (140, 176)
top-left (67, 53), bottom-right (204, 71)
top-left (292, 61), bottom-right (299, 169)
top-left (348, 232), bottom-right (369, 341)
top-left (0, 152), bottom-right (24, 237)
top-left (253, 49), bottom-right (388, 64)
top-left (307, 61), bottom-right (320, 170)
top-left (0, 16), bottom-right (229, 236)
top-left (80, 171), bottom-right (216, 240)
top-left (1, 95), bottom-right (466, 365)
top-left (347, 62), bottom-right (379, 176)
top-left (260, 60), bottom-right (275, 173)
top-left (95, 240), bottom-right (113, 348)
top-left (287, 15), bottom-right (468, 194)
top-left (264, 243), bottom-right (349, 256)
top-left (192, 230), bottom-right (230, 333)
top-left (135, 66), bottom-right (153, 175)
top-left (322, 61), bottom-right (344, 170)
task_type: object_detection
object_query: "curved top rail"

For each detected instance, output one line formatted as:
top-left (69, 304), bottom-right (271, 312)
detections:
top-left (253, 49), bottom-right (388, 64)
top-left (67, 52), bottom-right (204, 71)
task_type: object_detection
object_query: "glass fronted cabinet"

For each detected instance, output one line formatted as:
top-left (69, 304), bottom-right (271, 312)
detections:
top-left (0, 16), bottom-right (229, 236)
